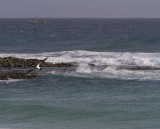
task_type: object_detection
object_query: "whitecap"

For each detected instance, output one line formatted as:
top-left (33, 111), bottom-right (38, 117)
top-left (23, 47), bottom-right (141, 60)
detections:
top-left (1, 50), bottom-right (160, 80)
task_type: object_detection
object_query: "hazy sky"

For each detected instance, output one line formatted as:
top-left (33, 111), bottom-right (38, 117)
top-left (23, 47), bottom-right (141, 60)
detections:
top-left (0, 0), bottom-right (160, 18)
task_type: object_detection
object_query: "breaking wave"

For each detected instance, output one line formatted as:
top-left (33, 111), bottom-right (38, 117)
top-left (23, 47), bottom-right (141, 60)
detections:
top-left (1, 50), bottom-right (160, 80)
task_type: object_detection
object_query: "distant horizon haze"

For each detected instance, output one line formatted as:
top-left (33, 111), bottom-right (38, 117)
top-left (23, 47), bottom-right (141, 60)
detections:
top-left (0, 0), bottom-right (160, 18)
top-left (1, 17), bottom-right (160, 19)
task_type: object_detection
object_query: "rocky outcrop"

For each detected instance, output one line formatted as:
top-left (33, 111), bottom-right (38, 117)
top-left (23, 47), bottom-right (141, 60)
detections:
top-left (88, 63), bottom-right (160, 71)
top-left (1, 57), bottom-right (160, 80)
top-left (0, 71), bottom-right (38, 80)
top-left (0, 57), bottom-right (75, 68)
top-left (116, 66), bottom-right (160, 70)
top-left (0, 57), bottom-right (75, 80)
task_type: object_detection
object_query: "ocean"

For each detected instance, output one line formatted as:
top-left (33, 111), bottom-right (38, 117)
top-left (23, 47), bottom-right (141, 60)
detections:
top-left (0, 18), bottom-right (160, 129)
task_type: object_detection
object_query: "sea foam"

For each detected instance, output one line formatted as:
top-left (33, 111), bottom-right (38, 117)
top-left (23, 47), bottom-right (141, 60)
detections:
top-left (1, 50), bottom-right (160, 80)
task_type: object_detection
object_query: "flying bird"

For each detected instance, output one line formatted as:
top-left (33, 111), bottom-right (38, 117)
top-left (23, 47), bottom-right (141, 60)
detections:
top-left (36, 57), bottom-right (48, 70)
top-left (26, 57), bottom-right (48, 74)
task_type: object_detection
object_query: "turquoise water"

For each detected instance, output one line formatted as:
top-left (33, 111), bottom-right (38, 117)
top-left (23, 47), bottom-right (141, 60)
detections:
top-left (1, 77), bottom-right (160, 129)
top-left (0, 19), bottom-right (160, 129)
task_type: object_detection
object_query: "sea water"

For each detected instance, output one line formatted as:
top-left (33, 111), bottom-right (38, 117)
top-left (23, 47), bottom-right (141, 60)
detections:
top-left (0, 18), bottom-right (160, 129)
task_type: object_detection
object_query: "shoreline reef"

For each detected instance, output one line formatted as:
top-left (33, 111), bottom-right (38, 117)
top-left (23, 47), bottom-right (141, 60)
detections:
top-left (0, 57), bottom-right (160, 80)
top-left (0, 57), bottom-right (74, 68)
top-left (0, 57), bottom-right (75, 80)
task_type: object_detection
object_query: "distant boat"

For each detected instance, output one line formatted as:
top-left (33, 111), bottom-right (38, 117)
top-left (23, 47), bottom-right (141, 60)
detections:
top-left (29, 18), bottom-right (47, 24)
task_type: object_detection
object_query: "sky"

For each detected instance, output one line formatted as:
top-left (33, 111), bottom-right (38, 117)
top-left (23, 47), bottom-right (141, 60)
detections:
top-left (0, 0), bottom-right (160, 18)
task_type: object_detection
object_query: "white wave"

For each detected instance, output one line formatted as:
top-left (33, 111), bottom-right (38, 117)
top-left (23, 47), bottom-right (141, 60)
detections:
top-left (1, 50), bottom-right (160, 66)
top-left (76, 63), bottom-right (92, 73)
top-left (1, 50), bottom-right (160, 80)
top-left (51, 67), bottom-right (160, 81)
top-left (0, 79), bottom-right (23, 83)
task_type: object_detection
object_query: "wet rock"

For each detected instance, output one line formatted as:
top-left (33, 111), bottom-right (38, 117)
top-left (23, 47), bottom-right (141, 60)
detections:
top-left (116, 66), bottom-right (160, 71)
top-left (0, 72), bottom-right (9, 80)
top-left (88, 64), bottom-right (95, 67)
top-left (0, 57), bottom-right (75, 80)
top-left (0, 71), bottom-right (39, 80)
top-left (51, 63), bottom-right (75, 67)
top-left (0, 57), bottom-right (75, 68)
top-left (87, 63), bottom-right (160, 71)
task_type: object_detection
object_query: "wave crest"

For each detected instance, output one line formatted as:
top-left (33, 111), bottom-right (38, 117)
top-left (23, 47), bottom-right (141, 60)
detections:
top-left (1, 50), bottom-right (160, 80)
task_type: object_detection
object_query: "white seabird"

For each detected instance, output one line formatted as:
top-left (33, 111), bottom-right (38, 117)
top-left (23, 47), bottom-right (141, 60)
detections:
top-left (26, 57), bottom-right (48, 74)
top-left (36, 57), bottom-right (48, 70)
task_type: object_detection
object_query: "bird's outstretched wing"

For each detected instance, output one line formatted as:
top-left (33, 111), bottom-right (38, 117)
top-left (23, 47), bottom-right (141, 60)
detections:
top-left (26, 57), bottom-right (48, 74)
top-left (36, 57), bottom-right (48, 69)
top-left (42, 57), bottom-right (48, 62)
top-left (25, 68), bottom-right (36, 74)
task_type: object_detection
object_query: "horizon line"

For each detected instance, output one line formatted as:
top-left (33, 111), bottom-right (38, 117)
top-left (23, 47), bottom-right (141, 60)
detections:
top-left (0, 17), bottom-right (160, 19)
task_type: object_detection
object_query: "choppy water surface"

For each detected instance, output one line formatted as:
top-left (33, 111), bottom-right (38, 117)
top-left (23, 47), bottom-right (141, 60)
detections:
top-left (0, 19), bottom-right (160, 129)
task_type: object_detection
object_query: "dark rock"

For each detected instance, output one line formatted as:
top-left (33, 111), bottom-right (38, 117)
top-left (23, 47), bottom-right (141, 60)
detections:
top-left (0, 72), bottom-right (9, 80)
top-left (0, 57), bottom-right (75, 68)
top-left (0, 71), bottom-right (39, 80)
top-left (0, 57), bottom-right (76, 80)
top-left (88, 64), bottom-right (95, 66)
top-left (116, 66), bottom-right (160, 71)
top-left (51, 63), bottom-right (75, 67)
top-left (87, 64), bottom-right (160, 71)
